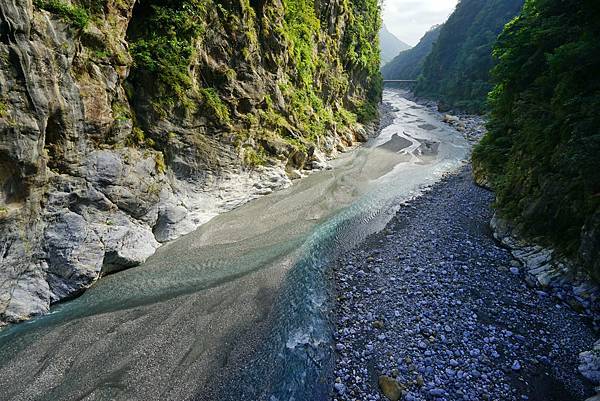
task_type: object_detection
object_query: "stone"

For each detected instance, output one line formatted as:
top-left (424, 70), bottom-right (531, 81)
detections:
top-left (579, 341), bottom-right (600, 383)
top-left (101, 220), bottom-right (159, 275)
top-left (334, 382), bottom-right (346, 394)
top-left (429, 388), bottom-right (445, 397)
top-left (443, 114), bottom-right (460, 123)
top-left (372, 320), bottom-right (385, 329)
top-left (378, 375), bottom-right (404, 401)
top-left (153, 205), bottom-right (190, 243)
top-left (287, 169), bottom-right (303, 180)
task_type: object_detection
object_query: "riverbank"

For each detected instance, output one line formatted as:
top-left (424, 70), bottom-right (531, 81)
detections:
top-left (0, 90), bottom-right (473, 401)
top-left (331, 166), bottom-right (596, 401)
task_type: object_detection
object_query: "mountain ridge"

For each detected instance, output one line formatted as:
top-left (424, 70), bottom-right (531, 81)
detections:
top-left (379, 24), bottom-right (411, 66)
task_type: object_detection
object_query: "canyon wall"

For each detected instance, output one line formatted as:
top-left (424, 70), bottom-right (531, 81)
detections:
top-left (0, 0), bottom-right (382, 325)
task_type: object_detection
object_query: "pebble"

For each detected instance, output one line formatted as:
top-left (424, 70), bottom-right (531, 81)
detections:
top-left (330, 165), bottom-right (596, 401)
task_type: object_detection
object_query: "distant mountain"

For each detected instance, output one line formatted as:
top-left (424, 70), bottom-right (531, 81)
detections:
top-left (414, 0), bottom-right (524, 113)
top-left (379, 25), bottom-right (411, 66)
top-left (381, 25), bottom-right (442, 80)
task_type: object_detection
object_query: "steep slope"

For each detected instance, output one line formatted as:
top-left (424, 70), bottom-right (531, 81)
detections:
top-left (0, 0), bottom-right (382, 325)
top-left (472, 0), bottom-right (600, 280)
top-left (415, 0), bottom-right (524, 113)
top-left (379, 24), bottom-right (410, 66)
top-left (381, 25), bottom-right (441, 80)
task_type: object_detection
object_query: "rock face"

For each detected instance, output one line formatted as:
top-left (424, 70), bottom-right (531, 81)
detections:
top-left (579, 340), bottom-right (600, 401)
top-left (0, 0), bottom-right (381, 325)
top-left (490, 214), bottom-right (600, 329)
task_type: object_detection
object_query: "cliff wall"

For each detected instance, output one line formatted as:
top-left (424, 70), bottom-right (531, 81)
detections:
top-left (0, 0), bottom-right (382, 325)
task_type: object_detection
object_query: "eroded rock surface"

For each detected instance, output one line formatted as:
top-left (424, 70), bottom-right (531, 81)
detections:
top-left (0, 0), bottom-right (380, 325)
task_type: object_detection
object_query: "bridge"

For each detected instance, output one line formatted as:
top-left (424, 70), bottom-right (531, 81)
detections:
top-left (383, 80), bottom-right (417, 84)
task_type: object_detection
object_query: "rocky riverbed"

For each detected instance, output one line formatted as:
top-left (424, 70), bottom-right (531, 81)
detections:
top-left (331, 166), bottom-right (597, 401)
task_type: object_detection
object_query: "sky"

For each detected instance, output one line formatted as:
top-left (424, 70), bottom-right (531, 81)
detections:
top-left (382, 0), bottom-right (458, 46)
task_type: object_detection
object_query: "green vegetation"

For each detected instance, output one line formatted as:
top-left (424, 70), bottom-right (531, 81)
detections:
top-left (472, 0), bottom-right (600, 277)
top-left (154, 152), bottom-right (166, 174)
top-left (242, 147), bottom-right (267, 167)
top-left (199, 88), bottom-right (230, 125)
top-left (381, 25), bottom-right (441, 81)
top-left (111, 102), bottom-right (131, 122)
top-left (128, 0), bottom-right (206, 110)
top-left (415, 0), bottom-right (524, 113)
top-left (344, 0), bottom-right (383, 114)
top-left (34, 0), bottom-right (90, 29)
top-left (0, 102), bottom-right (7, 118)
top-left (124, 0), bottom-right (381, 162)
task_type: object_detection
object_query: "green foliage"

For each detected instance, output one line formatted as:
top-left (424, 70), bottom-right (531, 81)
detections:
top-left (473, 0), bottom-right (600, 272)
top-left (131, 126), bottom-right (146, 145)
top-left (0, 102), bottom-right (7, 118)
top-left (34, 0), bottom-right (90, 29)
top-left (243, 147), bottom-right (267, 167)
top-left (344, 0), bottom-right (383, 113)
top-left (355, 100), bottom-right (378, 124)
top-left (154, 152), bottom-right (166, 174)
top-left (282, 0), bottom-right (321, 88)
top-left (344, 0), bottom-right (381, 77)
top-left (415, 0), bottom-right (524, 113)
top-left (111, 102), bottom-right (131, 122)
top-left (199, 88), bottom-right (230, 125)
top-left (125, 0), bottom-right (381, 161)
top-left (128, 0), bottom-right (206, 108)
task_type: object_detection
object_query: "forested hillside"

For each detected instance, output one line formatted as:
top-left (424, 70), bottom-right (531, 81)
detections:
top-left (381, 25), bottom-right (441, 80)
top-left (415, 0), bottom-right (524, 113)
top-left (473, 0), bottom-right (600, 279)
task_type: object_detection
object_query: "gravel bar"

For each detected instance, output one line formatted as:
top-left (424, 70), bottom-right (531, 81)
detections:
top-left (331, 166), bottom-right (596, 401)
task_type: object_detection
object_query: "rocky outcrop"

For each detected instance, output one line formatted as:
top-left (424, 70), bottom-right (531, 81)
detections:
top-left (491, 214), bottom-right (600, 328)
top-left (580, 340), bottom-right (600, 401)
top-left (492, 212), bottom-right (600, 400)
top-left (0, 0), bottom-right (381, 325)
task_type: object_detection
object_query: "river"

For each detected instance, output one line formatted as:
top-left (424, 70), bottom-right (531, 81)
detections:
top-left (0, 89), bottom-right (470, 401)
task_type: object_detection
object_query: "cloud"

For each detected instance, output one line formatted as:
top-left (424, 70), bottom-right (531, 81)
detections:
top-left (382, 0), bottom-right (458, 46)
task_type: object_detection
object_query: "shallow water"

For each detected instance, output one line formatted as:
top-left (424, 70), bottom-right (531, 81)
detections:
top-left (0, 90), bottom-right (470, 401)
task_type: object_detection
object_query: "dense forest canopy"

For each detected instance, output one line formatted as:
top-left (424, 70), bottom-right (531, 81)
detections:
top-left (473, 0), bottom-right (600, 279)
top-left (381, 25), bottom-right (441, 81)
top-left (414, 0), bottom-right (524, 113)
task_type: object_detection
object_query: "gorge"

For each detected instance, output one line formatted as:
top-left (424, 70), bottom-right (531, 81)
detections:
top-left (1, 0), bottom-right (599, 400)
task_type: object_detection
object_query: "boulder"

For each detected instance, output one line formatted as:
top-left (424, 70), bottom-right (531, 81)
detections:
top-left (153, 205), bottom-right (190, 243)
top-left (101, 218), bottom-right (159, 275)
top-left (378, 375), bottom-right (404, 401)
top-left (579, 340), bottom-right (600, 384)
top-left (443, 114), bottom-right (460, 123)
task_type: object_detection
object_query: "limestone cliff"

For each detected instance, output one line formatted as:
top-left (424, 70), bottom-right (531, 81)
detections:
top-left (0, 0), bottom-right (382, 325)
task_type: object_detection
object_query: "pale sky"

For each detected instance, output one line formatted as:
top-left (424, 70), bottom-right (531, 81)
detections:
top-left (382, 0), bottom-right (458, 46)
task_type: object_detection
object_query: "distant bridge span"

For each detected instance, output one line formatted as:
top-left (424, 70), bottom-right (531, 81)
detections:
top-left (383, 80), bottom-right (417, 84)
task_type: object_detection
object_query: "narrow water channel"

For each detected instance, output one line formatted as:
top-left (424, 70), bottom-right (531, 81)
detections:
top-left (0, 89), bottom-right (470, 401)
